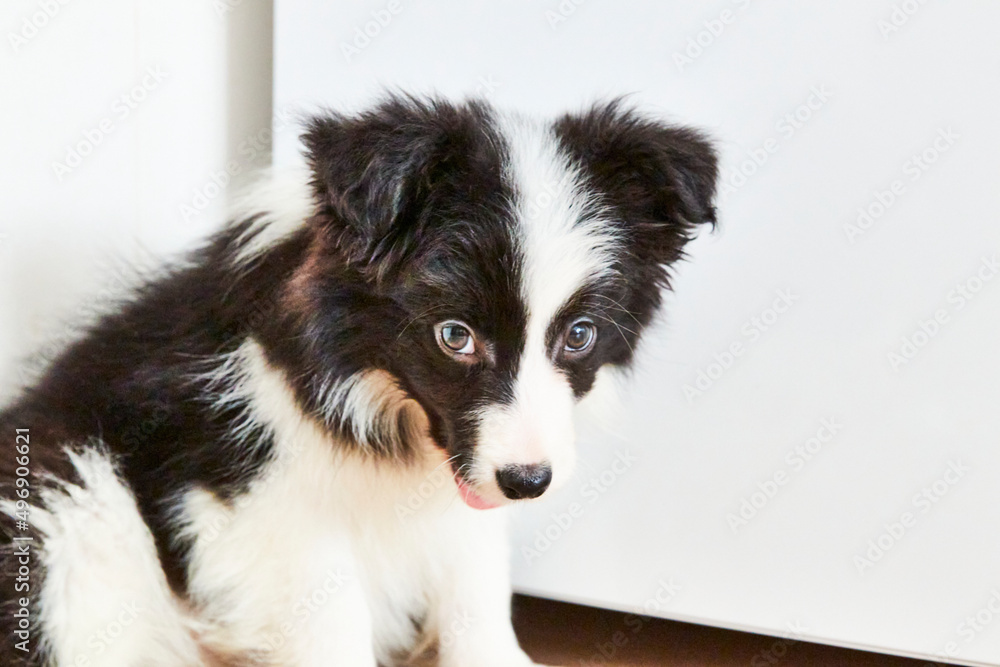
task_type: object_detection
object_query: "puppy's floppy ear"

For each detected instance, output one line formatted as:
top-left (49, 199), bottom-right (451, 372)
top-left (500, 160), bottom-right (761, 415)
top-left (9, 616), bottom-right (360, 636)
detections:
top-left (302, 96), bottom-right (470, 277)
top-left (554, 100), bottom-right (719, 268)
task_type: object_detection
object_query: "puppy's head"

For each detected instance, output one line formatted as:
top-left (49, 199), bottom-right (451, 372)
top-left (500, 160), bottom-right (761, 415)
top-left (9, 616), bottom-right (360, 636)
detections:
top-left (291, 96), bottom-right (717, 509)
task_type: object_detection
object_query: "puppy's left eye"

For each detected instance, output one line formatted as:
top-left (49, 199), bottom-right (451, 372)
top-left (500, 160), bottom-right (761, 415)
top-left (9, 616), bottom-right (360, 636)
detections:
top-left (436, 321), bottom-right (476, 356)
top-left (564, 319), bottom-right (596, 353)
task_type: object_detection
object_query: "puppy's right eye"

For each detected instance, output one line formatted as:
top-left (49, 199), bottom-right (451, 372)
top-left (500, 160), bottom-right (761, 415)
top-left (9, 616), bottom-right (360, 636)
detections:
top-left (436, 321), bottom-right (475, 356)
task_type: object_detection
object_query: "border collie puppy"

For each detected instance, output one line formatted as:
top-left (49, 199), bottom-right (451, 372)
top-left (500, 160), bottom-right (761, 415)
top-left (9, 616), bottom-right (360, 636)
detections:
top-left (0, 96), bottom-right (717, 666)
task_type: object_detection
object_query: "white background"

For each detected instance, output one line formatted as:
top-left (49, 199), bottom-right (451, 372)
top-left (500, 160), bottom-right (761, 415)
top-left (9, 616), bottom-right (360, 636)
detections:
top-left (272, 2), bottom-right (1000, 665)
top-left (3, 1), bottom-right (999, 664)
top-left (0, 0), bottom-right (272, 400)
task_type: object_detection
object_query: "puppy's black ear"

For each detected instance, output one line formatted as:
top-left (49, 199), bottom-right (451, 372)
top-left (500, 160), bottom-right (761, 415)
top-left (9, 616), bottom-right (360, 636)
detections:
top-left (554, 100), bottom-right (719, 268)
top-left (302, 96), bottom-right (483, 278)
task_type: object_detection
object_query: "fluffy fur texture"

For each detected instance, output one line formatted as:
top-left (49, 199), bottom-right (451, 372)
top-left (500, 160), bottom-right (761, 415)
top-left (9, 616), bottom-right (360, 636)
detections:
top-left (0, 96), bottom-right (717, 666)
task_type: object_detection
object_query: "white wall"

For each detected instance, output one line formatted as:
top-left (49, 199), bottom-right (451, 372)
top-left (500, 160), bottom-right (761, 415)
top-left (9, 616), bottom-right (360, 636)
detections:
top-left (0, 0), bottom-right (272, 398)
top-left (273, 1), bottom-right (1000, 665)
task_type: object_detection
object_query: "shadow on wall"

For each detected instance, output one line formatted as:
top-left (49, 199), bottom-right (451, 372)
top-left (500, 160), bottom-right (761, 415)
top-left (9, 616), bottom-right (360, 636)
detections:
top-left (224, 0), bottom-right (275, 194)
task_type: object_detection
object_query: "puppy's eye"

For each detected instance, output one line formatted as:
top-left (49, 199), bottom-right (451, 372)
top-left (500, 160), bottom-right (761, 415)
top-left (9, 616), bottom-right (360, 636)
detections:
top-left (564, 319), bottom-right (596, 353)
top-left (436, 321), bottom-right (475, 356)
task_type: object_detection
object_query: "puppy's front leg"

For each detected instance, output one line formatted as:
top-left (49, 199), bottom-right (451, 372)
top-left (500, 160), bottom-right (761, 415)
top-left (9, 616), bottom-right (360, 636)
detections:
top-left (434, 510), bottom-right (556, 667)
top-left (278, 544), bottom-right (380, 667)
top-left (300, 576), bottom-right (379, 667)
top-left (191, 523), bottom-right (379, 666)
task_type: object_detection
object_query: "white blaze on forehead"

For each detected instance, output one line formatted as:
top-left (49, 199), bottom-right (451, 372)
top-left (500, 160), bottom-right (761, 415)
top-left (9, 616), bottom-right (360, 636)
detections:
top-left (499, 113), bottom-right (619, 341)
top-left (468, 115), bottom-right (618, 493)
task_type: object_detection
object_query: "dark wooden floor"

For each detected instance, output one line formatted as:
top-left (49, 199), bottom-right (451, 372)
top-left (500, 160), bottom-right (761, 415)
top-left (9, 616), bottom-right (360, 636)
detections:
top-left (512, 595), bottom-right (950, 667)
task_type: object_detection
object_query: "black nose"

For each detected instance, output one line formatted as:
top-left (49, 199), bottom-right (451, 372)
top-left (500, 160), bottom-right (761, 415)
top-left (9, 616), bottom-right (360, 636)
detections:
top-left (496, 464), bottom-right (553, 500)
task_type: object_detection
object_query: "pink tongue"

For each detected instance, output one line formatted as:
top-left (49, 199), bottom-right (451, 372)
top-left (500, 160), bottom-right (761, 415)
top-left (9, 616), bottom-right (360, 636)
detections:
top-left (456, 478), bottom-right (501, 510)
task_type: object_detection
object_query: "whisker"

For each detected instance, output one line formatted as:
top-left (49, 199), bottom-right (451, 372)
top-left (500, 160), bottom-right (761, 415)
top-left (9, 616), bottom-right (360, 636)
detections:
top-left (397, 304), bottom-right (449, 341)
top-left (595, 314), bottom-right (638, 337)
top-left (591, 293), bottom-right (643, 328)
top-left (591, 313), bottom-right (636, 353)
top-left (429, 453), bottom-right (462, 477)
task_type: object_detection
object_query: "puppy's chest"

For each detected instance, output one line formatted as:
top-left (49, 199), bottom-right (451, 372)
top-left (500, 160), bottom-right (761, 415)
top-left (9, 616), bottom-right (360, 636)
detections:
top-left (183, 449), bottom-right (469, 653)
top-left (353, 499), bottom-right (456, 653)
top-left (310, 457), bottom-right (485, 649)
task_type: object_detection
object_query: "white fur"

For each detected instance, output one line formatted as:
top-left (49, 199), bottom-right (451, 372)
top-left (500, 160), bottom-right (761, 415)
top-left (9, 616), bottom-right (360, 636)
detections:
top-left (230, 163), bottom-right (316, 265)
top-left (467, 116), bottom-right (620, 500)
top-left (315, 368), bottom-right (430, 456)
top-left (498, 113), bottom-right (620, 326)
top-left (174, 338), bottom-right (540, 666)
top-left (1, 449), bottom-right (201, 666)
